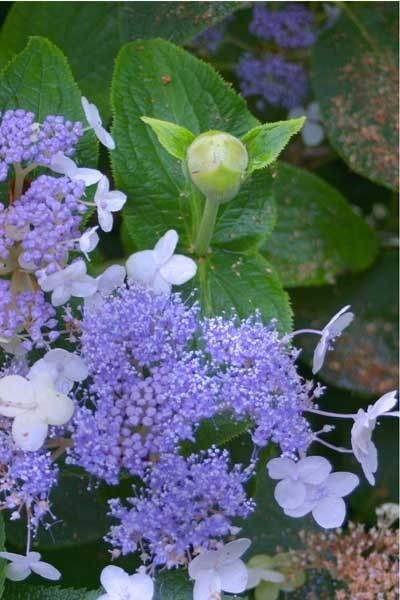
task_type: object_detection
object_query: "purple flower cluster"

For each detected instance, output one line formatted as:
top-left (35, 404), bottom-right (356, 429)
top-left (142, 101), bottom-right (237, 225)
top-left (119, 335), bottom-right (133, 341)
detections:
top-left (190, 25), bottom-right (225, 55)
top-left (202, 314), bottom-right (313, 456)
top-left (236, 53), bottom-right (308, 109)
top-left (250, 3), bottom-right (316, 48)
top-left (0, 279), bottom-right (56, 348)
top-left (107, 449), bottom-right (254, 567)
top-left (6, 175), bottom-right (86, 275)
top-left (0, 109), bottom-right (83, 180)
top-left (69, 287), bottom-right (219, 483)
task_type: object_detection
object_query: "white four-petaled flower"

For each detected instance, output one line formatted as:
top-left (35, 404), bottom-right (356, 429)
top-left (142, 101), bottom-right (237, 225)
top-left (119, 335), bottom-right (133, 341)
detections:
top-left (351, 390), bottom-right (398, 485)
top-left (97, 565), bottom-right (154, 600)
top-left (312, 305), bottom-right (354, 374)
top-left (188, 538), bottom-right (250, 600)
top-left (38, 260), bottom-right (97, 307)
top-left (0, 551), bottom-right (61, 582)
top-left (81, 96), bottom-right (115, 150)
top-left (0, 373), bottom-right (74, 451)
top-left (289, 102), bottom-right (324, 147)
top-left (28, 349), bottom-right (88, 395)
top-left (267, 456), bottom-right (359, 528)
top-left (94, 176), bottom-right (127, 233)
top-left (84, 264), bottom-right (126, 312)
top-left (49, 152), bottom-right (103, 187)
top-left (126, 230), bottom-right (197, 294)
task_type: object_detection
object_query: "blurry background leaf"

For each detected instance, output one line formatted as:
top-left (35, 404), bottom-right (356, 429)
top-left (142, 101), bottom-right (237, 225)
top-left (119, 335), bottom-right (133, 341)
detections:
top-left (4, 583), bottom-right (101, 600)
top-left (291, 249), bottom-right (398, 395)
top-left (0, 36), bottom-right (97, 167)
top-left (312, 2), bottom-right (399, 190)
top-left (154, 570), bottom-right (193, 600)
top-left (0, 2), bottom-right (241, 117)
top-left (263, 163), bottom-right (378, 287)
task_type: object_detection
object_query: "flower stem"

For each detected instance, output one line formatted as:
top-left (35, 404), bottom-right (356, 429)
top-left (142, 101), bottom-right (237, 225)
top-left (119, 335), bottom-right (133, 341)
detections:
top-left (306, 407), bottom-right (357, 419)
top-left (194, 197), bottom-right (219, 256)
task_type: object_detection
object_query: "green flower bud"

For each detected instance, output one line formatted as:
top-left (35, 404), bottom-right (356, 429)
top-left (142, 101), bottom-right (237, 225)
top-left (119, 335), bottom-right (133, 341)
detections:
top-left (187, 131), bottom-right (248, 203)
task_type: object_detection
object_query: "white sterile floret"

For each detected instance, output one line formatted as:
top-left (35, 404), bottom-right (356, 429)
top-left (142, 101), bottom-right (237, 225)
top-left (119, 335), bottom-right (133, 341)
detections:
top-left (126, 230), bottom-right (197, 294)
top-left (0, 551), bottom-right (61, 582)
top-left (97, 565), bottom-right (154, 600)
top-left (0, 373), bottom-right (74, 451)
top-left (39, 260), bottom-right (97, 307)
top-left (0, 335), bottom-right (25, 356)
top-left (49, 152), bottom-right (103, 186)
top-left (289, 102), bottom-right (324, 147)
top-left (188, 538), bottom-right (251, 600)
top-left (312, 305), bottom-right (354, 374)
top-left (28, 349), bottom-right (88, 394)
top-left (351, 390), bottom-right (398, 485)
top-left (81, 96), bottom-right (115, 150)
top-left (84, 264), bottom-right (126, 312)
top-left (246, 566), bottom-right (284, 589)
top-left (79, 226), bottom-right (100, 259)
top-left (94, 175), bottom-right (127, 232)
top-left (267, 456), bottom-right (359, 529)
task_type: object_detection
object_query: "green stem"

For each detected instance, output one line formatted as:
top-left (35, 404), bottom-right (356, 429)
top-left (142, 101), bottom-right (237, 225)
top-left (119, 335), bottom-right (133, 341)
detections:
top-left (194, 197), bottom-right (220, 256)
top-left (13, 163), bottom-right (25, 201)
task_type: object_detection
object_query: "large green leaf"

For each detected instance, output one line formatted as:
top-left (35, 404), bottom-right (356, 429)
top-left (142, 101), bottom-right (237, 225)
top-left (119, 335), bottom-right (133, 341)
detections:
top-left (195, 250), bottom-right (291, 331)
top-left (0, 37), bottom-right (97, 167)
top-left (154, 570), bottom-right (193, 600)
top-left (262, 163), bottom-right (378, 287)
top-left (4, 584), bottom-right (100, 600)
top-left (6, 469), bottom-right (110, 550)
top-left (0, 2), bottom-right (240, 117)
top-left (111, 39), bottom-right (290, 328)
top-left (312, 3), bottom-right (398, 190)
top-left (291, 249), bottom-right (398, 395)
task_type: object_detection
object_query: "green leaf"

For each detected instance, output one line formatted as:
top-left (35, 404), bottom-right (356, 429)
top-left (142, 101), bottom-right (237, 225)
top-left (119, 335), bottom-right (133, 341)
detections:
top-left (4, 583), bottom-right (100, 600)
top-left (195, 250), bottom-right (292, 332)
top-left (241, 119), bottom-right (305, 176)
top-left (6, 469), bottom-right (110, 550)
top-left (262, 163), bottom-right (378, 287)
top-left (312, 3), bottom-right (399, 190)
top-left (141, 117), bottom-right (195, 160)
top-left (154, 570), bottom-right (193, 600)
top-left (182, 414), bottom-right (251, 455)
top-left (0, 36), bottom-right (97, 167)
top-left (0, 2), bottom-right (241, 118)
top-left (291, 249), bottom-right (398, 395)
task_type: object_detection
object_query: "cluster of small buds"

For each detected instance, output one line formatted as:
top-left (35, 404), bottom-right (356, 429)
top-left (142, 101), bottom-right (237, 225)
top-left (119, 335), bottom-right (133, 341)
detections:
top-left (107, 449), bottom-right (254, 567)
top-left (0, 109), bottom-right (83, 180)
top-left (249, 2), bottom-right (316, 48)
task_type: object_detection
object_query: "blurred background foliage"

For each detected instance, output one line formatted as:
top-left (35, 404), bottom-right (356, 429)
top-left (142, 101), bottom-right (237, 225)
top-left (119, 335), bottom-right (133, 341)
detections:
top-left (0, 2), bottom-right (398, 598)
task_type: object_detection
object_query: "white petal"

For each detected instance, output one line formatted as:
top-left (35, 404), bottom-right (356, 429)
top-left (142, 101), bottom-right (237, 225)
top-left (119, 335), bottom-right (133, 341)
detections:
top-left (325, 472), bottom-right (359, 497)
top-left (189, 552), bottom-right (217, 578)
top-left (150, 272), bottom-right (172, 294)
top-left (65, 260), bottom-right (87, 280)
top-left (81, 96), bottom-right (101, 127)
top-left (356, 441), bottom-right (378, 485)
top-left (98, 208), bottom-right (113, 233)
top-left (51, 285), bottom-right (71, 307)
top-left (312, 496), bottom-right (346, 528)
top-left (44, 349), bottom-right (88, 383)
top-left (154, 230), bottom-right (178, 264)
top-left (267, 457), bottom-right (297, 480)
top-left (297, 456), bottom-right (332, 485)
top-left (369, 391), bottom-right (398, 418)
top-left (95, 126), bottom-right (116, 150)
top-left (12, 414), bottom-right (48, 451)
top-left (35, 388), bottom-right (74, 426)
top-left (70, 275), bottom-right (98, 298)
top-left (0, 375), bottom-right (35, 417)
top-left (126, 250), bottom-right (158, 285)
top-left (219, 559), bottom-right (248, 593)
top-left (80, 228), bottom-right (100, 257)
top-left (129, 571), bottom-right (154, 599)
top-left (218, 538), bottom-right (251, 564)
top-left (6, 561), bottom-right (31, 581)
top-left (275, 479), bottom-right (306, 510)
top-left (72, 168), bottom-right (103, 187)
top-left (0, 552), bottom-right (27, 561)
top-left (38, 270), bottom-right (64, 292)
top-left (302, 121), bottom-right (324, 147)
top-left (307, 101), bottom-right (322, 121)
top-left (95, 174), bottom-right (110, 198)
top-left (103, 191), bottom-right (127, 212)
top-left (245, 567), bottom-right (262, 589)
top-left (160, 255), bottom-right (197, 286)
top-left (30, 560), bottom-right (61, 581)
top-left (49, 152), bottom-right (76, 176)
top-left (327, 312), bottom-right (354, 339)
top-left (193, 570), bottom-right (221, 600)
top-left (100, 565), bottom-right (133, 594)
top-left (283, 500), bottom-right (314, 518)
top-left (312, 336), bottom-right (328, 374)
top-left (97, 265), bottom-right (126, 294)
top-left (258, 569), bottom-right (285, 584)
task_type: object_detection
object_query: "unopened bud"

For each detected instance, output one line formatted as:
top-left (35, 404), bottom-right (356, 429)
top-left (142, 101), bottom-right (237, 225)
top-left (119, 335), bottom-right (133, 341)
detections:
top-left (187, 131), bottom-right (248, 203)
